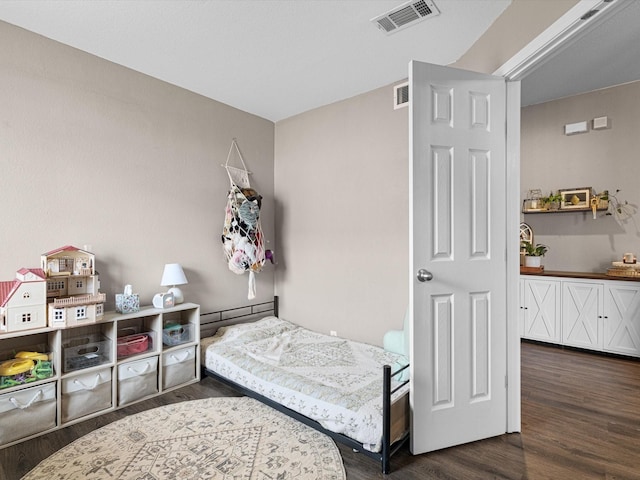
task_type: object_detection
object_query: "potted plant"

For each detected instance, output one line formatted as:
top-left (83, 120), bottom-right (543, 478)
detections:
top-left (545, 191), bottom-right (562, 210)
top-left (595, 188), bottom-right (635, 222)
top-left (521, 241), bottom-right (548, 268)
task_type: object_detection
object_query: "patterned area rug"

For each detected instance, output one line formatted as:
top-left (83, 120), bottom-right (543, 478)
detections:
top-left (23, 397), bottom-right (346, 480)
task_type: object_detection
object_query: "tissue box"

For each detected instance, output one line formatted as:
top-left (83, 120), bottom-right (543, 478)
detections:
top-left (115, 294), bottom-right (140, 314)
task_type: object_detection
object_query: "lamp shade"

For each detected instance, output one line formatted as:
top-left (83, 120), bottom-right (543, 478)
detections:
top-left (161, 263), bottom-right (188, 304)
top-left (161, 263), bottom-right (188, 286)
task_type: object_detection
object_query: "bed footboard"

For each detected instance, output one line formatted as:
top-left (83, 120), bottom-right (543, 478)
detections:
top-left (382, 363), bottom-right (410, 474)
top-left (390, 387), bottom-right (410, 444)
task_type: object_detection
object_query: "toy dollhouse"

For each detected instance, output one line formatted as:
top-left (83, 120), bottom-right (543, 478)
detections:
top-left (0, 268), bottom-right (47, 332)
top-left (41, 245), bottom-right (106, 327)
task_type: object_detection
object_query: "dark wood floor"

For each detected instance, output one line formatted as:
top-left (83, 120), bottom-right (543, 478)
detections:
top-left (2, 341), bottom-right (639, 479)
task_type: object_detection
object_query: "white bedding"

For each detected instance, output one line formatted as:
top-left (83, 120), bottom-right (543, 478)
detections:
top-left (201, 316), bottom-right (409, 452)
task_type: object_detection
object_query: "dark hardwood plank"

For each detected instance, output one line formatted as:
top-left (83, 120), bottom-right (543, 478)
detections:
top-left (1, 342), bottom-right (639, 479)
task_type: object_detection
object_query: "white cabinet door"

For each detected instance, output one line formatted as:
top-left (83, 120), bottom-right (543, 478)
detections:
top-left (522, 278), bottom-right (560, 343)
top-left (561, 281), bottom-right (602, 351)
top-left (603, 282), bottom-right (640, 356)
top-left (518, 279), bottom-right (525, 337)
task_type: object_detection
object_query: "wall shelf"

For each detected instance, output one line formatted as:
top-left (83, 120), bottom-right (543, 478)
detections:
top-left (522, 207), bottom-right (608, 214)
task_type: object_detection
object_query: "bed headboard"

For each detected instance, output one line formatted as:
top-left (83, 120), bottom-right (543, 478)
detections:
top-left (199, 295), bottom-right (279, 339)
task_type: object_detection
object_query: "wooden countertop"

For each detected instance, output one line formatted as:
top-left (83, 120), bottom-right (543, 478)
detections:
top-left (520, 269), bottom-right (640, 282)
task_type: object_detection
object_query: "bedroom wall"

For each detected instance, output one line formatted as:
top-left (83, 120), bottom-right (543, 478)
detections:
top-left (274, 84), bottom-right (409, 346)
top-left (521, 80), bottom-right (640, 272)
top-left (0, 1), bottom-right (579, 346)
top-left (0, 21), bottom-right (276, 312)
top-left (271, 1), bottom-right (579, 346)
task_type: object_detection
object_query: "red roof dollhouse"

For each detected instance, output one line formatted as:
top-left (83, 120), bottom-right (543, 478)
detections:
top-left (0, 268), bottom-right (47, 333)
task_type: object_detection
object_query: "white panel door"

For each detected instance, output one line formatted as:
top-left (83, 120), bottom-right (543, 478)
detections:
top-left (409, 61), bottom-right (508, 454)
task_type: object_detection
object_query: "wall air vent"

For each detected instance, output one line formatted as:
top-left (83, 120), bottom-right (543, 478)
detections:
top-left (394, 82), bottom-right (409, 109)
top-left (372, 0), bottom-right (440, 35)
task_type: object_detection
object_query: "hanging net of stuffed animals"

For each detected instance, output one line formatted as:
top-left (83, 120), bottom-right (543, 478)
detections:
top-left (221, 139), bottom-right (265, 299)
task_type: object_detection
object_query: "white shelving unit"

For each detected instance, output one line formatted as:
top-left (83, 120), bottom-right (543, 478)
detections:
top-left (0, 302), bottom-right (200, 448)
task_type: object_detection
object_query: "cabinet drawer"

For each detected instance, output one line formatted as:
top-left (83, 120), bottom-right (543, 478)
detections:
top-left (61, 368), bottom-right (112, 422)
top-left (162, 346), bottom-right (196, 390)
top-left (0, 382), bottom-right (56, 445)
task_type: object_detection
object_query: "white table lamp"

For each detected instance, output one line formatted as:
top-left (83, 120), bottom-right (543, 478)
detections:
top-left (161, 263), bottom-right (188, 304)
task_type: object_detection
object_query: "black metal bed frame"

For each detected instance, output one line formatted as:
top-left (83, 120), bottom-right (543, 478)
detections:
top-left (199, 295), bottom-right (410, 474)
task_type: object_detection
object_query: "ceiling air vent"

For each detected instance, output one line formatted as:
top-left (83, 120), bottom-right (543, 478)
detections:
top-left (394, 82), bottom-right (409, 109)
top-left (372, 0), bottom-right (440, 35)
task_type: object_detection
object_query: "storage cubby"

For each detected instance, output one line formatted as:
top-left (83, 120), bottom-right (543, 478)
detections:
top-left (61, 367), bottom-right (112, 422)
top-left (61, 323), bottom-right (114, 373)
top-left (0, 382), bottom-right (57, 445)
top-left (0, 333), bottom-right (54, 362)
top-left (0, 302), bottom-right (200, 448)
top-left (162, 345), bottom-right (196, 390)
top-left (117, 356), bottom-right (158, 406)
top-left (0, 331), bottom-right (57, 391)
top-left (161, 308), bottom-right (198, 349)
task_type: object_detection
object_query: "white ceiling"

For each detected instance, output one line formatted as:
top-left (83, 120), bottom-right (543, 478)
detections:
top-left (0, 0), bottom-right (511, 122)
top-left (2, 1), bottom-right (639, 120)
top-left (521, 0), bottom-right (640, 107)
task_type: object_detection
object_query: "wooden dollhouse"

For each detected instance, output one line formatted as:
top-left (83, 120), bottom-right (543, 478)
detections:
top-left (0, 268), bottom-right (47, 333)
top-left (41, 246), bottom-right (106, 328)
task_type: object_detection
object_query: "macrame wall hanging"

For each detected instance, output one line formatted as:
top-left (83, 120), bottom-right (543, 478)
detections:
top-left (221, 139), bottom-right (265, 299)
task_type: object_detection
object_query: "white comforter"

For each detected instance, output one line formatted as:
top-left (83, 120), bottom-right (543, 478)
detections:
top-left (201, 316), bottom-right (409, 452)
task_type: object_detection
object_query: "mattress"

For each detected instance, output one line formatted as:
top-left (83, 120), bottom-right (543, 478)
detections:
top-left (201, 316), bottom-right (409, 452)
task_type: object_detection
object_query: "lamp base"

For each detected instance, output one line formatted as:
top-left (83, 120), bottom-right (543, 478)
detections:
top-left (167, 286), bottom-right (184, 304)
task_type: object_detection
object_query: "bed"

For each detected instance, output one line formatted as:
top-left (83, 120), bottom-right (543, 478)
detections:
top-left (199, 297), bottom-right (410, 474)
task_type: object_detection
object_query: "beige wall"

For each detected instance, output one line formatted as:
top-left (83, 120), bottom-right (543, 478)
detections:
top-left (521, 81), bottom-right (640, 272)
top-left (1, 0), bottom-right (577, 347)
top-left (0, 21), bottom-right (276, 312)
top-left (274, 85), bottom-right (409, 345)
top-left (273, 2), bottom-right (576, 345)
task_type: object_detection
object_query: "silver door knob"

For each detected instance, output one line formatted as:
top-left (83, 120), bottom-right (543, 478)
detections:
top-left (417, 269), bottom-right (433, 282)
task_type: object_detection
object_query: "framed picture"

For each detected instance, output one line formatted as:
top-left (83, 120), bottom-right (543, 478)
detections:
top-left (560, 187), bottom-right (591, 210)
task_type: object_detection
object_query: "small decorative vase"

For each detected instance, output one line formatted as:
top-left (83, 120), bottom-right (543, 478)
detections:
top-left (524, 256), bottom-right (542, 268)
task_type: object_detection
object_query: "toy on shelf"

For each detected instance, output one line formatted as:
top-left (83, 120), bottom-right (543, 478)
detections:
top-left (41, 245), bottom-right (106, 328)
top-left (0, 268), bottom-right (48, 333)
top-left (0, 351), bottom-right (53, 389)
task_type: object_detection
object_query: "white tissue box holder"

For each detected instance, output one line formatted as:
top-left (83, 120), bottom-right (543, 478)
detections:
top-left (115, 294), bottom-right (140, 314)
